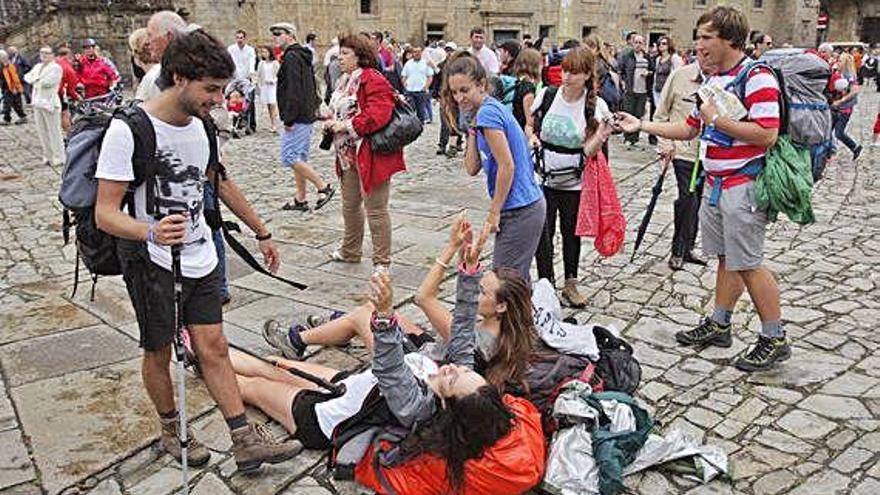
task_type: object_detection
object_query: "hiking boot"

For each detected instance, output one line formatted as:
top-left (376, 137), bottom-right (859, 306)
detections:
top-left (436, 145), bottom-right (446, 155)
top-left (231, 423), bottom-right (303, 473)
top-left (734, 335), bottom-right (791, 372)
top-left (668, 255), bottom-right (684, 271)
top-left (159, 416), bottom-right (211, 467)
top-left (282, 199), bottom-right (310, 212)
top-left (675, 318), bottom-right (732, 348)
top-left (14, 117), bottom-right (26, 125)
top-left (314, 184), bottom-right (336, 211)
top-left (306, 310), bottom-right (346, 329)
top-left (561, 279), bottom-right (587, 308)
top-left (262, 319), bottom-right (306, 360)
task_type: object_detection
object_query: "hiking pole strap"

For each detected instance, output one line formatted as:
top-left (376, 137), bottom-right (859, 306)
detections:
top-left (226, 342), bottom-right (345, 396)
top-left (220, 225), bottom-right (307, 290)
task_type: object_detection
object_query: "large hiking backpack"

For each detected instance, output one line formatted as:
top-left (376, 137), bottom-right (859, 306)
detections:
top-left (59, 105), bottom-right (157, 299)
top-left (735, 49), bottom-right (834, 181)
top-left (490, 74), bottom-right (519, 110)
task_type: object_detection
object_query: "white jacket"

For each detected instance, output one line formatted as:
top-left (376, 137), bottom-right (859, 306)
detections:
top-left (24, 61), bottom-right (62, 111)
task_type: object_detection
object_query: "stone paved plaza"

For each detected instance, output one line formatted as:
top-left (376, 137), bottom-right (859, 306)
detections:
top-left (0, 91), bottom-right (878, 495)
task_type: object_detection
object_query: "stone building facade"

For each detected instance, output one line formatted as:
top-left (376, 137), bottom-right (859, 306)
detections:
top-left (1, 0), bottom-right (822, 80)
top-left (174, 0), bottom-right (820, 52)
top-left (821, 0), bottom-right (880, 44)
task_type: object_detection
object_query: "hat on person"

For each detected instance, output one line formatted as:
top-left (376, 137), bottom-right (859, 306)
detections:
top-left (270, 22), bottom-right (297, 36)
top-left (82, 38), bottom-right (97, 48)
top-left (445, 41), bottom-right (458, 51)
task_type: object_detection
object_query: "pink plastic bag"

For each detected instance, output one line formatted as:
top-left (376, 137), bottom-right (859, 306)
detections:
top-left (575, 151), bottom-right (626, 257)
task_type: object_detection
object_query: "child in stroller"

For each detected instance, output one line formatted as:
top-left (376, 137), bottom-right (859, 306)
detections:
top-left (225, 79), bottom-right (256, 137)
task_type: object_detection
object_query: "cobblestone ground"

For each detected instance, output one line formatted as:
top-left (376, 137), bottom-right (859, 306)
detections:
top-left (0, 90), bottom-right (878, 495)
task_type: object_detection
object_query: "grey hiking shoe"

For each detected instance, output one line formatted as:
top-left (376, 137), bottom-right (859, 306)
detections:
top-left (159, 416), bottom-right (211, 467)
top-left (675, 317), bottom-right (733, 348)
top-left (231, 423), bottom-right (303, 473)
top-left (734, 335), bottom-right (791, 372)
top-left (262, 319), bottom-right (306, 360)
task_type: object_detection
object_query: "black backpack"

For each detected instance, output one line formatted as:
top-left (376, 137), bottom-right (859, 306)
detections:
top-left (593, 326), bottom-right (641, 394)
top-left (59, 105), bottom-right (159, 300)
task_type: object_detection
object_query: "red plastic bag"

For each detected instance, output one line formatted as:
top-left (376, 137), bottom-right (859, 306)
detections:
top-left (575, 151), bottom-right (626, 256)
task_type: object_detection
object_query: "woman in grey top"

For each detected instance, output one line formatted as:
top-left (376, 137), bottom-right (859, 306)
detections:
top-left (652, 36), bottom-right (683, 110)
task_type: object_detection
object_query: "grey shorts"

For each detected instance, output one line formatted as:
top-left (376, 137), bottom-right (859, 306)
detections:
top-left (699, 180), bottom-right (768, 271)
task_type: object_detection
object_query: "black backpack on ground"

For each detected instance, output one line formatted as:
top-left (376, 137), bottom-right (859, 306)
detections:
top-left (593, 326), bottom-right (642, 394)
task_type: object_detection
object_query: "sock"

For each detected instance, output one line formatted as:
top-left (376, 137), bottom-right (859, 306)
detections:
top-left (711, 306), bottom-right (732, 326)
top-left (226, 413), bottom-right (248, 431)
top-left (159, 409), bottom-right (178, 421)
top-left (288, 325), bottom-right (306, 350)
top-left (761, 320), bottom-right (785, 339)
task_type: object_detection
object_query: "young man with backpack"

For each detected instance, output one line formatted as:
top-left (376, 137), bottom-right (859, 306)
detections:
top-left (615, 5), bottom-right (790, 372)
top-left (94, 29), bottom-right (302, 472)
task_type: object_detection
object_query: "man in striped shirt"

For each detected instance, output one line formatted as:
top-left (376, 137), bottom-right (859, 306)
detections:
top-left (615, 5), bottom-right (790, 372)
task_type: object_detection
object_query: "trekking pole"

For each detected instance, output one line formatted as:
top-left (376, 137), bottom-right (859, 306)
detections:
top-left (689, 132), bottom-right (702, 193)
top-left (226, 342), bottom-right (346, 398)
top-left (171, 242), bottom-right (189, 495)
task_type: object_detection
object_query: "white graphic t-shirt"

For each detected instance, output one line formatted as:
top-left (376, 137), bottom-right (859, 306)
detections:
top-left (95, 108), bottom-right (217, 278)
top-left (531, 88), bottom-right (609, 191)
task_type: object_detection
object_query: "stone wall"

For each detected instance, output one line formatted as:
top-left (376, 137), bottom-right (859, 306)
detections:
top-left (0, 0), bottom-right (171, 82)
top-left (175, 0), bottom-right (819, 55)
top-left (0, 0), bottom-right (821, 79)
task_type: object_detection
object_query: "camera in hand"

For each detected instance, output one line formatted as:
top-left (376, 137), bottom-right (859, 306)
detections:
top-left (319, 129), bottom-right (334, 150)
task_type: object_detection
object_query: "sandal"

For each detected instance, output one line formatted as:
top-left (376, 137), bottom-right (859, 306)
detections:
top-left (314, 184), bottom-right (336, 211)
top-left (282, 200), bottom-right (310, 212)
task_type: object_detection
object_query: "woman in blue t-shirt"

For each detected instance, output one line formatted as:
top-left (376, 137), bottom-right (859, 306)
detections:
top-left (441, 52), bottom-right (546, 281)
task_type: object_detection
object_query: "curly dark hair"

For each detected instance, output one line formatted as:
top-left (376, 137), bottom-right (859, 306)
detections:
top-left (158, 29), bottom-right (234, 89)
top-left (338, 33), bottom-right (380, 70)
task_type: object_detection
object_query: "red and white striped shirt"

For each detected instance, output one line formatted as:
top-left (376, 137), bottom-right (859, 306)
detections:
top-left (686, 59), bottom-right (780, 174)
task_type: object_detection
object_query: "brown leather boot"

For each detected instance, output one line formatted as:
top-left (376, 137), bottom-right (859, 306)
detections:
top-left (561, 278), bottom-right (587, 308)
top-left (159, 415), bottom-right (211, 467)
top-left (231, 423), bottom-right (303, 473)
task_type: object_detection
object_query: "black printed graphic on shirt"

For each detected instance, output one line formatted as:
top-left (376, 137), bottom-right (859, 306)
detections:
top-left (151, 148), bottom-right (207, 248)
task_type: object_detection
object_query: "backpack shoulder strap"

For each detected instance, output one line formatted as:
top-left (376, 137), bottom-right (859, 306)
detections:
top-left (114, 104), bottom-right (156, 186)
top-left (533, 86), bottom-right (558, 134)
top-left (113, 104), bottom-right (157, 216)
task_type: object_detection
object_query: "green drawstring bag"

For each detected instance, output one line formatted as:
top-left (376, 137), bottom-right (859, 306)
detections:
top-left (755, 135), bottom-right (815, 225)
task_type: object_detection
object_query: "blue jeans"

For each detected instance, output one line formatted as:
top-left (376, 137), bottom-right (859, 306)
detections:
top-left (832, 111), bottom-right (859, 154)
top-left (203, 181), bottom-right (229, 300)
top-left (405, 91), bottom-right (430, 123)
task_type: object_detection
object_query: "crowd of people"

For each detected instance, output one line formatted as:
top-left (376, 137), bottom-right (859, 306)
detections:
top-left (4, 3), bottom-right (875, 493)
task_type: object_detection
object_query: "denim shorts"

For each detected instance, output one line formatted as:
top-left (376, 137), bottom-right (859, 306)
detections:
top-left (281, 123), bottom-right (314, 167)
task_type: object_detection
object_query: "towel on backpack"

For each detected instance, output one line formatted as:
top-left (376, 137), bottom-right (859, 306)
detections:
top-left (576, 151), bottom-right (626, 256)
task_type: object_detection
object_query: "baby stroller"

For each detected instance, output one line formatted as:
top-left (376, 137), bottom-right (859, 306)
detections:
top-left (225, 79), bottom-right (257, 137)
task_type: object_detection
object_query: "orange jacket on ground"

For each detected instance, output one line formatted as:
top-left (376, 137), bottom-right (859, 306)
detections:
top-left (354, 395), bottom-right (546, 495)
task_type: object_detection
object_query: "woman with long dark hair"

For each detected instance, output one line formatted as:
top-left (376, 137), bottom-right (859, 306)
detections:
top-left (441, 51), bottom-right (546, 282)
top-left (233, 244), bottom-right (545, 494)
top-left (324, 33), bottom-right (405, 270)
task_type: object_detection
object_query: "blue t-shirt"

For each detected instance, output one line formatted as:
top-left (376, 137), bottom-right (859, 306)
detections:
top-left (475, 97), bottom-right (543, 210)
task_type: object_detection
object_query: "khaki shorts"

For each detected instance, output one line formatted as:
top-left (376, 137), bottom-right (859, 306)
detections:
top-left (699, 180), bottom-right (768, 271)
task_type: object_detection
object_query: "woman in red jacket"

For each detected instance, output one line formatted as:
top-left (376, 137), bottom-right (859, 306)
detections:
top-left (325, 33), bottom-right (405, 271)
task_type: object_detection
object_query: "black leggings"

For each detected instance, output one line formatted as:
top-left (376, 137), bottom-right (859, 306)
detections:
top-left (535, 187), bottom-right (581, 283)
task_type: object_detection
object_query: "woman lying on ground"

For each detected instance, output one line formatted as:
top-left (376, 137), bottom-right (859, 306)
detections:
top-left (232, 244), bottom-right (546, 495)
top-left (263, 213), bottom-right (598, 416)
